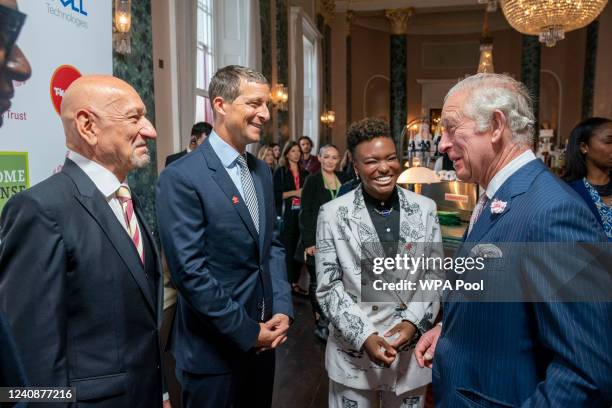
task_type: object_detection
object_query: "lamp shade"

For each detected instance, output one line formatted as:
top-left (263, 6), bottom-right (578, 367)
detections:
top-left (397, 166), bottom-right (440, 184)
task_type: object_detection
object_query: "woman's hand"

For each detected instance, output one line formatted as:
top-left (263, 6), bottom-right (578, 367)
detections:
top-left (305, 246), bottom-right (316, 256)
top-left (282, 190), bottom-right (300, 199)
top-left (363, 333), bottom-right (397, 366)
top-left (384, 321), bottom-right (416, 350)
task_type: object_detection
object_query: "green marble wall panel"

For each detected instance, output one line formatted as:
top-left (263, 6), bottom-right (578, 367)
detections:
top-left (390, 34), bottom-right (407, 146)
top-left (260, 0), bottom-right (272, 82)
top-left (520, 35), bottom-right (540, 137)
top-left (346, 34), bottom-right (352, 124)
top-left (582, 20), bottom-right (598, 119)
top-left (113, 0), bottom-right (158, 235)
top-left (276, 0), bottom-right (289, 142)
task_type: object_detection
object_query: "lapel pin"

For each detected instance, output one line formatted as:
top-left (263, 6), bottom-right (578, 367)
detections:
top-left (490, 199), bottom-right (507, 214)
top-left (232, 196), bottom-right (239, 204)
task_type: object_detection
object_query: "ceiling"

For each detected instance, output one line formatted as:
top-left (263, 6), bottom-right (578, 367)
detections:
top-left (334, 0), bottom-right (511, 35)
top-left (335, 0), bottom-right (485, 12)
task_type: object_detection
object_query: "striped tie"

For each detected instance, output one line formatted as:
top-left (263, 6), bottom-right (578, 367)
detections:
top-left (116, 185), bottom-right (144, 264)
top-left (468, 193), bottom-right (489, 236)
top-left (236, 153), bottom-right (260, 233)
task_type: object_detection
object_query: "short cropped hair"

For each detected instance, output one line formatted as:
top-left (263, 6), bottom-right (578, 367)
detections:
top-left (191, 121), bottom-right (212, 137)
top-left (346, 118), bottom-right (391, 155)
top-left (208, 65), bottom-right (268, 114)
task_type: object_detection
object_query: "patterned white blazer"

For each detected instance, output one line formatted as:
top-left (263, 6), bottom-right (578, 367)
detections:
top-left (315, 184), bottom-right (442, 393)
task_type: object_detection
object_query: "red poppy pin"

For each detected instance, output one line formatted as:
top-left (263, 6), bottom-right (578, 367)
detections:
top-left (232, 196), bottom-right (239, 204)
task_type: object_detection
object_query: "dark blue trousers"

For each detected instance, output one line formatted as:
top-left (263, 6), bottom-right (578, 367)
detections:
top-left (177, 349), bottom-right (275, 408)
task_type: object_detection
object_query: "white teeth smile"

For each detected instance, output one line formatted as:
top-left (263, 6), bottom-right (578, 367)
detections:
top-left (376, 176), bottom-right (392, 182)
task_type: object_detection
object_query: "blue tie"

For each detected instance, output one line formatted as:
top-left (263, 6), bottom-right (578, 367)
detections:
top-left (237, 153), bottom-right (260, 234)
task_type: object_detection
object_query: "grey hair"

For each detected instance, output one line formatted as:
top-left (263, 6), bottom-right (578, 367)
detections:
top-left (208, 65), bottom-right (268, 111)
top-left (318, 144), bottom-right (339, 156)
top-left (445, 73), bottom-right (535, 145)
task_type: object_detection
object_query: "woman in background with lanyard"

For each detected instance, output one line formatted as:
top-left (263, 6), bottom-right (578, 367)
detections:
top-left (299, 145), bottom-right (348, 341)
top-left (274, 141), bottom-right (309, 295)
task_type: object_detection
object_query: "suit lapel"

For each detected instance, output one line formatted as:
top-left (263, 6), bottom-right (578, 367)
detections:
top-left (200, 139), bottom-right (259, 244)
top-left (349, 185), bottom-right (385, 259)
top-left (133, 200), bottom-right (163, 323)
top-left (467, 159), bottom-right (546, 243)
top-left (249, 155), bottom-right (266, 255)
top-left (62, 159), bottom-right (156, 316)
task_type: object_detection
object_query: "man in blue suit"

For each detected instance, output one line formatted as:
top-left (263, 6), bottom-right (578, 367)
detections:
top-left (156, 65), bottom-right (293, 408)
top-left (415, 73), bottom-right (612, 407)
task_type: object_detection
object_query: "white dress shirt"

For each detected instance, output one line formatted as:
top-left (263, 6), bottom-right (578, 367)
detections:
top-left (67, 150), bottom-right (131, 234)
top-left (484, 149), bottom-right (536, 199)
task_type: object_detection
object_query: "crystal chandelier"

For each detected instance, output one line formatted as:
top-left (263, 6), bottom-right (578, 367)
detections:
top-left (500, 0), bottom-right (608, 47)
top-left (477, 7), bottom-right (494, 73)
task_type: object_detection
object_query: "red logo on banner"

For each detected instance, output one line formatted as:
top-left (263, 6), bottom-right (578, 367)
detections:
top-left (50, 65), bottom-right (82, 115)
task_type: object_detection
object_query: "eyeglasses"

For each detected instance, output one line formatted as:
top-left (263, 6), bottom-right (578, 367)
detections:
top-left (0, 4), bottom-right (26, 61)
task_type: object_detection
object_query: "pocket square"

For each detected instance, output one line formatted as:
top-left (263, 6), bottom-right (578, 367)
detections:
top-left (470, 243), bottom-right (503, 259)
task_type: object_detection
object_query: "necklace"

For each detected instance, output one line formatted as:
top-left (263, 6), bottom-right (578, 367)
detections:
top-left (373, 207), bottom-right (393, 217)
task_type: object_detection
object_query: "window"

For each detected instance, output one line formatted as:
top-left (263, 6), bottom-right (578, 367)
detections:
top-left (195, 0), bottom-right (214, 123)
top-left (302, 34), bottom-right (317, 149)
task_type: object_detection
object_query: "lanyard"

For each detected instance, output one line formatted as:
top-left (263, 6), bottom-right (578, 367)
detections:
top-left (327, 187), bottom-right (338, 200)
top-left (290, 168), bottom-right (300, 189)
top-left (323, 173), bottom-right (339, 200)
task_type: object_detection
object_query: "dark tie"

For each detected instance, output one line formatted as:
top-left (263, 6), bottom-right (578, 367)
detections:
top-left (236, 153), bottom-right (260, 233)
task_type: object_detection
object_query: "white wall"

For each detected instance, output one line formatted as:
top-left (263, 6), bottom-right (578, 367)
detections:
top-left (151, 0), bottom-right (181, 173)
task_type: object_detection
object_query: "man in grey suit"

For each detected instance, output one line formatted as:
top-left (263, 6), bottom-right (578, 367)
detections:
top-left (415, 73), bottom-right (611, 407)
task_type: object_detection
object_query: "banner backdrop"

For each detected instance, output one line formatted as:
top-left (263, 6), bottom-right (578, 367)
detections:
top-left (0, 0), bottom-right (112, 211)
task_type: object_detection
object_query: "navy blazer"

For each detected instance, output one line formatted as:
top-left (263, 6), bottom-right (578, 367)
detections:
top-left (0, 159), bottom-right (164, 407)
top-left (433, 159), bottom-right (612, 407)
top-left (0, 312), bottom-right (27, 392)
top-left (156, 138), bottom-right (293, 374)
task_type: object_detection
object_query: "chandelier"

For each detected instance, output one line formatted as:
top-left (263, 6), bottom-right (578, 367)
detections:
top-left (500, 0), bottom-right (608, 47)
top-left (477, 7), bottom-right (494, 73)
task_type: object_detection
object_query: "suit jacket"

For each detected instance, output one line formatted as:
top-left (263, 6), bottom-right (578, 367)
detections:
top-left (165, 149), bottom-right (188, 167)
top-left (299, 171), bottom-right (348, 249)
top-left (434, 159), bottom-right (612, 407)
top-left (0, 312), bottom-right (27, 396)
top-left (156, 138), bottom-right (293, 374)
top-left (0, 159), bottom-right (163, 408)
top-left (315, 185), bottom-right (441, 393)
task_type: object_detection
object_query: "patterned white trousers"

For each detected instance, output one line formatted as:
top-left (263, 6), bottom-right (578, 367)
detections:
top-left (329, 381), bottom-right (427, 408)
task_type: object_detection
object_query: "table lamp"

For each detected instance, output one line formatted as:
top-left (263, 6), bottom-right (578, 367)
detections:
top-left (397, 158), bottom-right (440, 194)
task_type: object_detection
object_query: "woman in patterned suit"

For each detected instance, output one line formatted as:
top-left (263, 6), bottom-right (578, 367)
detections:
top-left (315, 118), bottom-right (442, 408)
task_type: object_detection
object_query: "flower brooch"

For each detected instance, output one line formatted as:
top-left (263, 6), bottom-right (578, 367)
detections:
top-left (490, 198), bottom-right (507, 214)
